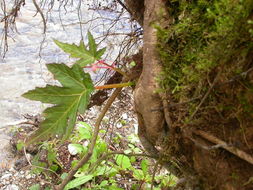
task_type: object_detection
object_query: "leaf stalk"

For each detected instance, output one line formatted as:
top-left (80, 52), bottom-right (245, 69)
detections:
top-left (95, 82), bottom-right (134, 90)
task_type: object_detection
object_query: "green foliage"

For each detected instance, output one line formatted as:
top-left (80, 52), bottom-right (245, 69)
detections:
top-left (69, 122), bottom-right (177, 189)
top-left (31, 154), bottom-right (48, 174)
top-left (33, 122), bottom-right (177, 189)
top-left (64, 175), bottom-right (93, 190)
top-left (54, 31), bottom-right (106, 66)
top-left (28, 184), bottom-right (40, 190)
top-left (115, 155), bottom-right (132, 169)
top-left (16, 141), bottom-right (25, 151)
top-left (23, 63), bottom-right (94, 144)
top-left (29, 141), bottom-right (62, 177)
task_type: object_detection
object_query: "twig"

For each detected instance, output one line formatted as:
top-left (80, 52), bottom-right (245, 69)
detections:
top-left (151, 161), bottom-right (159, 190)
top-left (32, 0), bottom-right (46, 33)
top-left (55, 86), bottom-right (124, 190)
top-left (116, 0), bottom-right (133, 16)
top-left (215, 67), bottom-right (253, 87)
top-left (190, 136), bottom-right (227, 150)
top-left (0, 0), bottom-right (25, 56)
top-left (193, 130), bottom-right (253, 165)
top-left (18, 121), bottom-right (38, 126)
top-left (189, 70), bottom-right (221, 120)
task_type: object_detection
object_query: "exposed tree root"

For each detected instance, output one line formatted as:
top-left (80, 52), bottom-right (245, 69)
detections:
top-left (192, 130), bottom-right (253, 165)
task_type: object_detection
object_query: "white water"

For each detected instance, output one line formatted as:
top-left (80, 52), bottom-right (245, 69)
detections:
top-left (0, 1), bottom-right (132, 127)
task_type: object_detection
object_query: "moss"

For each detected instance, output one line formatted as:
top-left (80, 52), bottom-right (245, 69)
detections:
top-left (156, 0), bottom-right (253, 126)
top-left (157, 0), bottom-right (253, 95)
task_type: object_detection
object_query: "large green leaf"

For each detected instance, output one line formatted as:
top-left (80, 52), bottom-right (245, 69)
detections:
top-left (64, 175), bottom-right (93, 190)
top-left (115, 155), bottom-right (132, 170)
top-left (22, 63), bottom-right (94, 145)
top-left (54, 31), bottom-right (106, 67)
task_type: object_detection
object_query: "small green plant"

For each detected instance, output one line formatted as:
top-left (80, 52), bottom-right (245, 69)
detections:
top-left (22, 31), bottom-right (133, 145)
top-left (63, 122), bottom-right (177, 189)
top-left (29, 121), bottom-right (177, 189)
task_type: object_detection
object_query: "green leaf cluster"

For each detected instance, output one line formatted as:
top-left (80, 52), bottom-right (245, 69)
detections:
top-left (54, 31), bottom-right (106, 66)
top-left (27, 122), bottom-right (172, 189)
top-left (22, 31), bottom-right (109, 145)
top-left (28, 122), bottom-right (177, 189)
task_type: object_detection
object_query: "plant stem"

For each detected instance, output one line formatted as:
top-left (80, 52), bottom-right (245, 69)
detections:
top-left (54, 87), bottom-right (123, 190)
top-left (95, 81), bottom-right (134, 90)
top-left (112, 68), bottom-right (129, 78)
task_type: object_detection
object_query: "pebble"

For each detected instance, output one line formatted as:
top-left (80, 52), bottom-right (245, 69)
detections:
top-left (133, 124), bottom-right (138, 134)
top-left (40, 182), bottom-right (45, 186)
top-left (1, 173), bottom-right (12, 180)
top-left (122, 113), bottom-right (128, 120)
top-left (9, 168), bottom-right (15, 172)
top-left (116, 123), bottom-right (123, 129)
top-left (68, 144), bottom-right (79, 156)
top-left (5, 184), bottom-right (19, 190)
top-left (26, 174), bottom-right (32, 179)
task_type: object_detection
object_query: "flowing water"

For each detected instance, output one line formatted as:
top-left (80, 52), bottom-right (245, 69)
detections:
top-left (0, 1), bottom-right (131, 128)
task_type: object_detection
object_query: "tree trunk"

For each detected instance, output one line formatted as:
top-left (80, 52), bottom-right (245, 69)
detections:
top-left (134, 0), bottom-right (166, 156)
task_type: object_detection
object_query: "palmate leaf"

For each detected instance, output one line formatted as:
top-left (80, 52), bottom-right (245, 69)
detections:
top-left (22, 63), bottom-right (94, 145)
top-left (54, 31), bottom-right (106, 67)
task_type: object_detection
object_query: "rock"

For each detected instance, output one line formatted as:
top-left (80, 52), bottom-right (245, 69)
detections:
top-left (0, 133), bottom-right (15, 171)
top-left (133, 124), bottom-right (138, 134)
top-left (1, 173), bottom-right (12, 180)
top-left (40, 182), bottom-right (45, 186)
top-left (5, 184), bottom-right (19, 190)
top-left (25, 174), bottom-right (32, 179)
top-left (122, 113), bottom-right (128, 120)
top-left (83, 141), bottom-right (89, 147)
top-left (14, 156), bottom-right (29, 170)
top-left (68, 144), bottom-right (78, 156)
top-left (9, 167), bottom-right (15, 172)
top-left (116, 123), bottom-right (123, 129)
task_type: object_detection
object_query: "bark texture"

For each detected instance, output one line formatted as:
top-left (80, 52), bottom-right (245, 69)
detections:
top-left (133, 0), bottom-right (166, 155)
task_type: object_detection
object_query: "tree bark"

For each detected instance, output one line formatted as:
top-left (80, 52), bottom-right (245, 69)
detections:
top-left (134, 0), bottom-right (166, 156)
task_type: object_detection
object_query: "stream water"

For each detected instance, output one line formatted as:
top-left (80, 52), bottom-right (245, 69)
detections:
top-left (0, 1), bottom-right (131, 128)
